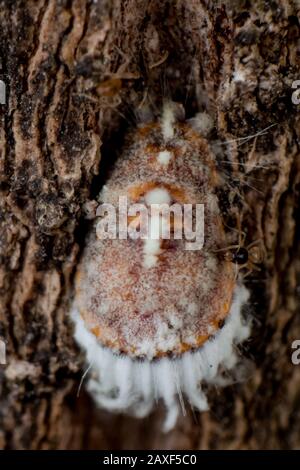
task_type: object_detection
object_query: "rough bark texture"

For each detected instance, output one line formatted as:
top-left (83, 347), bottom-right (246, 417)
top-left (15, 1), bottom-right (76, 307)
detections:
top-left (0, 0), bottom-right (300, 450)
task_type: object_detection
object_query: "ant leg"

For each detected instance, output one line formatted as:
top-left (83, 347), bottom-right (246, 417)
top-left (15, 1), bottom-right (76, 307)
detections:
top-left (224, 210), bottom-right (246, 249)
top-left (242, 262), bottom-right (261, 278)
top-left (251, 264), bottom-right (261, 272)
top-left (247, 238), bottom-right (263, 250)
top-left (235, 211), bottom-right (246, 247)
top-left (241, 261), bottom-right (254, 278)
top-left (243, 269), bottom-right (252, 279)
top-left (234, 263), bottom-right (239, 281)
top-left (214, 244), bottom-right (240, 253)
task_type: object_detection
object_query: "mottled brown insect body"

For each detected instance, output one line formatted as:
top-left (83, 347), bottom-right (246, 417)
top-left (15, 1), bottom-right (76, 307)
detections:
top-left (75, 111), bottom-right (236, 360)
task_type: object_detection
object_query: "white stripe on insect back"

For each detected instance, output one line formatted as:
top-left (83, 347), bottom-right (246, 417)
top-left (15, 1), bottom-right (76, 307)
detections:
top-left (143, 187), bottom-right (172, 268)
top-left (157, 150), bottom-right (173, 166)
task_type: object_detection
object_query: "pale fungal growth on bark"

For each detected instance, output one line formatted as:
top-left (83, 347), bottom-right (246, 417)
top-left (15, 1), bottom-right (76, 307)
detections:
top-left (72, 103), bottom-right (251, 431)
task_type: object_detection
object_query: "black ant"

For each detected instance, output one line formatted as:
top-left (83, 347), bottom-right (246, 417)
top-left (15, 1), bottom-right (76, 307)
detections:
top-left (216, 215), bottom-right (265, 278)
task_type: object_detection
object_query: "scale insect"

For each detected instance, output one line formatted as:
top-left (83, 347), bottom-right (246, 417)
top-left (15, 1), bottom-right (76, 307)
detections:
top-left (71, 102), bottom-right (252, 431)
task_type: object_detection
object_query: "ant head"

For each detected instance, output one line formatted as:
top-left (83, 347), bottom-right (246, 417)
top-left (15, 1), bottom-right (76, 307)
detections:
top-left (248, 244), bottom-right (264, 264)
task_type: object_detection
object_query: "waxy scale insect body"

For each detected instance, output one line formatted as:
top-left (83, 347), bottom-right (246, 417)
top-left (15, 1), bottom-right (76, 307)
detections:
top-left (72, 104), bottom-right (251, 431)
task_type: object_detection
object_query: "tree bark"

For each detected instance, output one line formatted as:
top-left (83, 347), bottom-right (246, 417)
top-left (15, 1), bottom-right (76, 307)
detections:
top-left (0, 0), bottom-right (299, 450)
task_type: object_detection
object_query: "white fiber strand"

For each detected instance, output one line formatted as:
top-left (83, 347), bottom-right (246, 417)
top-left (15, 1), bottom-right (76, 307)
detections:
top-left (72, 283), bottom-right (250, 431)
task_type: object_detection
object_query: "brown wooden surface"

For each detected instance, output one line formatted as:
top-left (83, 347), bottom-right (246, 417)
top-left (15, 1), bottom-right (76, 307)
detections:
top-left (0, 0), bottom-right (299, 449)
